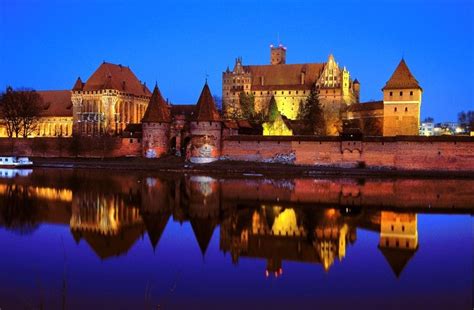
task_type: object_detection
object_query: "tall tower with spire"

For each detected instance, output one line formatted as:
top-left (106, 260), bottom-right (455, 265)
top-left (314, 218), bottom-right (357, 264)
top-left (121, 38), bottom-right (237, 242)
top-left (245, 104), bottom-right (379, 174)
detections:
top-left (189, 82), bottom-right (222, 163)
top-left (141, 83), bottom-right (171, 158)
top-left (382, 59), bottom-right (422, 136)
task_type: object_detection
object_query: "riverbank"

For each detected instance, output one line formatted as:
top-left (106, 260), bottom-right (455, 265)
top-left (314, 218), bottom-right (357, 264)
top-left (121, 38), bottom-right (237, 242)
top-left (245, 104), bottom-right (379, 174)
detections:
top-left (30, 157), bottom-right (474, 179)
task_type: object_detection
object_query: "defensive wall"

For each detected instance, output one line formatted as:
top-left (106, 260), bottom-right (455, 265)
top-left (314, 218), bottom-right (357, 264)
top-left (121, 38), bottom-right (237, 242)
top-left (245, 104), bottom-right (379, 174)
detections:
top-left (0, 137), bottom-right (141, 158)
top-left (1, 135), bottom-right (473, 172)
top-left (222, 135), bottom-right (474, 171)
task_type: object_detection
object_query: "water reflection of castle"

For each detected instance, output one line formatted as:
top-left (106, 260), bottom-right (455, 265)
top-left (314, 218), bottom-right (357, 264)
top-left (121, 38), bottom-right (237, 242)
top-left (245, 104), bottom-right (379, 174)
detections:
top-left (1, 171), bottom-right (465, 276)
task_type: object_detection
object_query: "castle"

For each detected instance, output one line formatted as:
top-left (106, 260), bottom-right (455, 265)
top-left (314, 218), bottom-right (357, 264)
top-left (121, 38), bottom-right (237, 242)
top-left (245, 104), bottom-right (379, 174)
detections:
top-left (0, 44), bottom-right (424, 162)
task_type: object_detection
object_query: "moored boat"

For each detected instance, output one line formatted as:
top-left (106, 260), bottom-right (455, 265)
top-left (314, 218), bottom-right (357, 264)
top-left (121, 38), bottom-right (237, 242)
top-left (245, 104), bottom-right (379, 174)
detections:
top-left (0, 156), bottom-right (33, 168)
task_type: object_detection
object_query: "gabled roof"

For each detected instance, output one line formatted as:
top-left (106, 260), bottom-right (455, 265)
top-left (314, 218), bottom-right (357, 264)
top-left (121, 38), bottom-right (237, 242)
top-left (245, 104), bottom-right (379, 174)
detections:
top-left (37, 90), bottom-right (73, 117)
top-left (245, 63), bottom-right (325, 90)
top-left (171, 104), bottom-right (195, 119)
top-left (382, 59), bottom-right (422, 90)
top-left (82, 62), bottom-right (151, 97)
top-left (142, 84), bottom-right (171, 123)
top-left (195, 83), bottom-right (221, 122)
top-left (347, 101), bottom-right (384, 112)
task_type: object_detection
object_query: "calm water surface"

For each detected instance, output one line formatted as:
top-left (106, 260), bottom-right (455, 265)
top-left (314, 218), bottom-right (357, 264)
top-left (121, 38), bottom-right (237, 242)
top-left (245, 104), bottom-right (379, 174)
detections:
top-left (0, 168), bottom-right (472, 310)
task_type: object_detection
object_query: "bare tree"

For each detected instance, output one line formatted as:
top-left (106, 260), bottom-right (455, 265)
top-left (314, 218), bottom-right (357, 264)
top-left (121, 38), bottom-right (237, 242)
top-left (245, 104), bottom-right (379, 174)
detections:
top-left (0, 87), bottom-right (43, 138)
top-left (0, 86), bottom-right (22, 137)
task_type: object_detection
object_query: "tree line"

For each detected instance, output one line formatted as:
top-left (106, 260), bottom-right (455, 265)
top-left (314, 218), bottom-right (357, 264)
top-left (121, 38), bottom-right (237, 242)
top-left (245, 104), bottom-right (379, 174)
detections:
top-left (0, 86), bottom-right (43, 138)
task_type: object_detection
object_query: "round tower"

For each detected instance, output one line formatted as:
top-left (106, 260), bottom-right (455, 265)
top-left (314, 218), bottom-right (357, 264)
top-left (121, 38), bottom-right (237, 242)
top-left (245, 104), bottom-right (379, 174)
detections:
top-left (189, 83), bottom-right (222, 163)
top-left (142, 83), bottom-right (171, 158)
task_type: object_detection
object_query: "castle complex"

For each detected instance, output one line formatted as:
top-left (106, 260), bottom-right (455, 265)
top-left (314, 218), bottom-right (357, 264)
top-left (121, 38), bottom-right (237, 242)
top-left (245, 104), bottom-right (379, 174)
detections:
top-left (0, 44), bottom-right (428, 162)
top-left (223, 45), bottom-right (359, 135)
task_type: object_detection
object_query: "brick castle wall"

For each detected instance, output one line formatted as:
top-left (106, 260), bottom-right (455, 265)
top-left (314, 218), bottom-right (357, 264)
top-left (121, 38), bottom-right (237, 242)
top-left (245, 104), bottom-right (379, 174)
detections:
top-left (0, 137), bottom-right (141, 158)
top-left (222, 136), bottom-right (474, 171)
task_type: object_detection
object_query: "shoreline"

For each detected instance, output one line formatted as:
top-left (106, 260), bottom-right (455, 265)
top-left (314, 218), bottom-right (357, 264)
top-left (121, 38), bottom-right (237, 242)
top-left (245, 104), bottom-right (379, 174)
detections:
top-left (29, 157), bottom-right (474, 179)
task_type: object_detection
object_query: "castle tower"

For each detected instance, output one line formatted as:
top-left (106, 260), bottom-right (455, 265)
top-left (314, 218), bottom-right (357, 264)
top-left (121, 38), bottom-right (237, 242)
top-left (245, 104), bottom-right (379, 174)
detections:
top-left (378, 211), bottom-right (418, 277)
top-left (189, 82), bottom-right (222, 163)
top-left (141, 83), bottom-right (171, 158)
top-left (382, 59), bottom-right (422, 136)
top-left (270, 44), bottom-right (286, 65)
top-left (352, 79), bottom-right (360, 103)
top-left (222, 57), bottom-right (252, 119)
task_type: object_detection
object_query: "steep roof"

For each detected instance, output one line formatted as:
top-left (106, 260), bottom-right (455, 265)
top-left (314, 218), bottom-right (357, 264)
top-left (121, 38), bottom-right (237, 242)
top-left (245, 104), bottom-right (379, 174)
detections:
top-left (72, 77), bottom-right (84, 91)
top-left (82, 62), bottom-right (151, 97)
top-left (195, 83), bottom-right (221, 122)
top-left (142, 212), bottom-right (170, 250)
top-left (37, 90), bottom-right (73, 117)
top-left (382, 59), bottom-right (422, 90)
top-left (142, 84), bottom-right (171, 123)
top-left (379, 246), bottom-right (418, 278)
top-left (244, 63), bottom-right (325, 90)
top-left (190, 217), bottom-right (217, 256)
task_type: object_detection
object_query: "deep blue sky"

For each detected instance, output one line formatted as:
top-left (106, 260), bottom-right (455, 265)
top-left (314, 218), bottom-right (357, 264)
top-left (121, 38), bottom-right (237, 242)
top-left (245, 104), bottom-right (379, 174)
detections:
top-left (1, 0), bottom-right (472, 122)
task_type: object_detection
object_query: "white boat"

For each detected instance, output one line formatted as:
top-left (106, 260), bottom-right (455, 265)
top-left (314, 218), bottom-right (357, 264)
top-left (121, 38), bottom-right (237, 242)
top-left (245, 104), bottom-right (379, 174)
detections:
top-left (0, 156), bottom-right (33, 168)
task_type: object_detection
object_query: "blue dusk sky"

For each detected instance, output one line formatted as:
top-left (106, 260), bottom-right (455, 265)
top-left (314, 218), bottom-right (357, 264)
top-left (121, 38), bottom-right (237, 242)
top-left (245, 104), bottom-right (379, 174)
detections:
top-left (0, 0), bottom-right (472, 122)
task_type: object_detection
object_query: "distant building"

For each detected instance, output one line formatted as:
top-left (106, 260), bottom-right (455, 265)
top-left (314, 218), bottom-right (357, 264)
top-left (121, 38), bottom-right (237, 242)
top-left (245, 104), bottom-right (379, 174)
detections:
top-left (419, 122), bottom-right (434, 136)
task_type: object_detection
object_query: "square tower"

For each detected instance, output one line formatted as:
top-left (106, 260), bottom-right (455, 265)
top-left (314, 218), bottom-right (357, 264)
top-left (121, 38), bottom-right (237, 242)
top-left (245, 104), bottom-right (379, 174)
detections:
top-left (270, 44), bottom-right (286, 65)
top-left (382, 59), bottom-right (422, 136)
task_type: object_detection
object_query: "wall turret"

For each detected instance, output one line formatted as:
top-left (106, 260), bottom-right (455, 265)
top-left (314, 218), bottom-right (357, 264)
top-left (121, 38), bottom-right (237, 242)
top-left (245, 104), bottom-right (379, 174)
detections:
top-left (189, 83), bottom-right (222, 163)
top-left (382, 59), bottom-right (422, 136)
top-left (142, 83), bottom-right (171, 158)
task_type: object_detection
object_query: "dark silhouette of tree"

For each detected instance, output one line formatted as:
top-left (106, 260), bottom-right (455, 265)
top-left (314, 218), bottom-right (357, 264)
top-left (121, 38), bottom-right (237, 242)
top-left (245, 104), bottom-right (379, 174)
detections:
top-left (267, 96), bottom-right (280, 122)
top-left (423, 117), bottom-right (434, 123)
top-left (0, 86), bottom-right (43, 138)
top-left (299, 83), bottom-right (325, 135)
top-left (239, 91), bottom-right (255, 120)
top-left (458, 111), bottom-right (473, 131)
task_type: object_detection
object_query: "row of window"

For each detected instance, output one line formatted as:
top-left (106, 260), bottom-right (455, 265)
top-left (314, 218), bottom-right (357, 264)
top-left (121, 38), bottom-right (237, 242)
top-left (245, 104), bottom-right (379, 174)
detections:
top-left (394, 107), bottom-right (410, 112)
top-left (389, 91), bottom-right (414, 96)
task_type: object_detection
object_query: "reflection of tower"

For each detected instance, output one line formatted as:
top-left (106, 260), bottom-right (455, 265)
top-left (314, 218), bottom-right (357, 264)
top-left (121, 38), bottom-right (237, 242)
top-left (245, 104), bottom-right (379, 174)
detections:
top-left (314, 209), bottom-right (350, 271)
top-left (140, 177), bottom-right (172, 251)
top-left (379, 211), bottom-right (418, 277)
top-left (187, 176), bottom-right (220, 256)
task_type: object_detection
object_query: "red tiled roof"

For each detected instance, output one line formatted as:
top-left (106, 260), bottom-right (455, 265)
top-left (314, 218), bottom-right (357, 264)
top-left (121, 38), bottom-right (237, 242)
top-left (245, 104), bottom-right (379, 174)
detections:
top-left (72, 77), bottom-right (84, 91)
top-left (82, 62), bottom-right (151, 97)
top-left (194, 83), bottom-right (221, 122)
top-left (244, 63), bottom-right (325, 89)
top-left (142, 84), bottom-right (171, 123)
top-left (37, 90), bottom-right (73, 117)
top-left (171, 104), bottom-right (195, 119)
top-left (347, 101), bottom-right (383, 112)
top-left (382, 59), bottom-right (421, 90)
